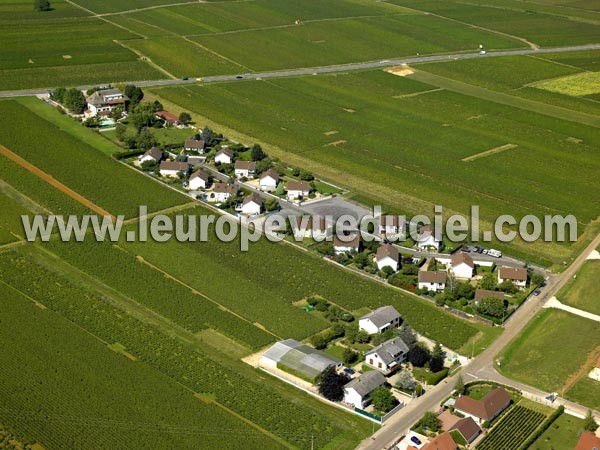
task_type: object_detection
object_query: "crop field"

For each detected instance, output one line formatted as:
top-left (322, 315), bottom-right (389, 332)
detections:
top-left (534, 71), bottom-right (600, 97)
top-left (529, 413), bottom-right (586, 450)
top-left (558, 259), bottom-right (600, 314)
top-left (477, 403), bottom-right (548, 450)
top-left (0, 0), bottom-right (89, 20)
top-left (0, 249), bottom-right (371, 449)
top-left (0, 99), bottom-right (188, 217)
top-left (152, 68), bottom-right (600, 266)
top-left (499, 309), bottom-right (600, 407)
top-left (0, 191), bottom-right (29, 244)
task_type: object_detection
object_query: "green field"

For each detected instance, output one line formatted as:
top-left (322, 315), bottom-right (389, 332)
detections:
top-left (529, 413), bottom-right (587, 450)
top-left (534, 71), bottom-right (600, 97)
top-left (0, 191), bottom-right (30, 244)
top-left (558, 259), bottom-right (600, 315)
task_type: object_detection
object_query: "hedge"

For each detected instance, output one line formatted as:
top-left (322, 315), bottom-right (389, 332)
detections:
top-left (427, 367), bottom-right (449, 385)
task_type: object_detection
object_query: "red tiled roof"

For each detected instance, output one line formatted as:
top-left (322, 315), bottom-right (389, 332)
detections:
top-left (421, 432), bottom-right (457, 450)
top-left (575, 431), bottom-right (600, 450)
top-left (498, 267), bottom-right (528, 281)
top-left (454, 388), bottom-right (511, 421)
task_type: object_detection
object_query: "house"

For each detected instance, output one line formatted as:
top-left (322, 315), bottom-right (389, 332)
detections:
top-left (260, 339), bottom-right (341, 382)
top-left (375, 243), bottom-right (400, 271)
top-left (379, 215), bottom-right (406, 239)
top-left (184, 138), bottom-right (206, 153)
top-left (259, 169), bottom-right (279, 191)
top-left (451, 252), bottom-right (474, 280)
top-left (418, 271), bottom-right (447, 291)
top-left (234, 161), bottom-right (257, 178)
top-left (138, 146), bottom-right (164, 165)
top-left (454, 388), bottom-right (512, 424)
top-left (358, 305), bottom-right (401, 335)
top-left (333, 233), bottom-right (361, 255)
top-left (86, 88), bottom-right (126, 117)
top-left (365, 337), bottom-right (409, 373)
top-left (449, 417), bottom-right (481, 444)
top-left (292, 216), bottom-right (332, 241)
top-left (343, 371), bottom-right (386, 408)
top-left (209, 183), bottom-right (237, 203)
top-left (159, 161), bottom-right (190, 178)
top-left (286, 180), bottom-right (311, 200)
top-left (240, 193), bottom-right (262, 215)
top-left (588, 357), bottom-right (600, 382)
top-left (156, 110), bottom-right (179, 125)
top-left (474, 289), bottom-right (504, 302)
top-left (214, 147), bottom-right (234, 165)
top-left (416, 224), bottom-right (442, 250)
top-left (498, 267), bottom-right (528, 288)
top-left (575, 431), bottom-right (600, 450)
top-left (408, 432), bottom-right (458, 450)
top-left (188, 170), bottom-right (210, 190)
top-left (187, 155), bottom-right (205, 168)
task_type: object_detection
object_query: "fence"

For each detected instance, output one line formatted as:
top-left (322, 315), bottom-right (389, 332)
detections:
top-left (382, 402), bottom-right (405, 423)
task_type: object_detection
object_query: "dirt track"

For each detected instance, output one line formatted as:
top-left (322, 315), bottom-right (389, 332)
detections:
top-left (0, 144), bottom-right (114, 220)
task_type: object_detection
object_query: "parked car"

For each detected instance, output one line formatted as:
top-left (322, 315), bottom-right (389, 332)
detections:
top-left (410, 436), bottom-right (422, 446)
top-left (343, 367), bottom-right (355, 375)
top-left (533, 289), bottom-right (541, 296)
top-left (482, 249), bottom-right (488, 255)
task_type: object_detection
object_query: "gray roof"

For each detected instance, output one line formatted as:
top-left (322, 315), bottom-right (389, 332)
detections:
top-left (360, 305), bottom-right (400, 328)
top-left (345, 371), bottom-right (386, 397)
top-left (143, 147), bottom-right (164, 161)
top-left (190, 170), bottom-right (210, 181)
top-left (263, 339), bottom-right (341, 379)
top-left (365, 337), bottom-right (409, 366)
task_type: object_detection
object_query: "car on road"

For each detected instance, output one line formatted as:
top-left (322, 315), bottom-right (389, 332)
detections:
top-left (533, 289), bottom-right (541, 296)
top-left (235, 75), bottom-right (243, 79)
top-left (482, 249), bottom-right (488, 255)
top-left (182, 77), bottom-right (189, 80)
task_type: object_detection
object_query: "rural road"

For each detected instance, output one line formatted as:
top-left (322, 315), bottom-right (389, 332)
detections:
top-left (0, 44), bottom-right (599, 98)
top-left (357, 230), bottom-right (600, 450)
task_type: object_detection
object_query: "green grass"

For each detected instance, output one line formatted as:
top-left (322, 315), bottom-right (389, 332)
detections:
top-left (558, 259), bottom-right (600, 315)
top-left (529, 413), bottom-right (587, 450)
top-left (534, 71), bottom-right (600, 97)
top-left (564, 377), bottom-right (600, 411)
top-left (0, 0), bottom-right (90, 20)
top-left (102, 121), bottom-right (194, 148)
top-left (0, 191), bottom-right (30, 244)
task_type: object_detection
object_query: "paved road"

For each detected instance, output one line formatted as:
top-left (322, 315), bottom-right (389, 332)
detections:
top-left (358, 230), bottom-right (600, 450)
top-left (1, 44), bottom-right (599, 98)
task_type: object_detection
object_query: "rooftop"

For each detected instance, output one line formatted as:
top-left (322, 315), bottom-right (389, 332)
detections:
top-left (498, 266), bottom-right (528, 281)
top-left (365, 337), bottom-right (409, 366)
top-left (359, 305), bottom-right (401, 328)
top-left (418, 271), bottom-right (447, 284)
top-left (344, 371), bottom-right (386, 397)
top-left (263, 339), bottom-right (341, 380)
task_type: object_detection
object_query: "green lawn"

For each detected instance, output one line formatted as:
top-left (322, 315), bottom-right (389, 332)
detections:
top-left (564, 377), bottom-right (600, 412)
top-left (558, 260), bottom-right (600, 315)
top-left (102, 122), bottom-right (195, 148)
top-left (529, 413), bottom-right (586, 450)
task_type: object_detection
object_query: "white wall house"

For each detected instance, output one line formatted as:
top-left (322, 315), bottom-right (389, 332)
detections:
top-left (333, 234), bottom-right (360, 255)
top-left (454, 388), bottom-right (511, 425)
top-left (292, 216), bottom-right (331, 241)
top-left (159, 161), bottom-right (190, 178)
top-left (451, 252), bottom-right (475, 280)
top-left (365, 337), bottom-right (409, 373)
top-left (138, 147), bottom-right (164, 165)
top-left (214, 147), bottom-right (234, 164)
top-left (188, 170), bottom-right (210, 190)
top-left (259, 169), bottom-right (279, 191)
top-left (416, 224), bottom-right (442, 250)
top-left (379, 215), bottom-right (406, 240)
top-left (209, 183), bottom-right (237, 203)
top-left (497, 267), bottom-right (527, 288)
top-left (86, 88), bottom-right (126, 117)
top-left (184, 138), bottom-right (205, 153)
top-left (375, 243), bottom-right (399, 271)
top-left (343, 371), bottom-right (386, 409)
top-left (358, 305), bottom-right (401, 335)
top-left (240, 193), bottom-right (262, 216)
top-left (286, 180), bottom-right (310, 200)
top-left (234, 161), bottom-right (256, 178)
top-left (418, 271), bottom-right (447, 291)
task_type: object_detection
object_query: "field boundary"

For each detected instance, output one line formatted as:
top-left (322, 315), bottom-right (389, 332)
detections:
top-left (462, 143), bottom-right (518, 162)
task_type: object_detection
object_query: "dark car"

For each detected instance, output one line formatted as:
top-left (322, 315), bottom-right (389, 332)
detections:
top-left (533, 289), bottom-right (541, 296)
top-left (343, 367), bottom-right (355, 375)
top-left (182, 77), bottom-right (189, 80)
top-left (235, 75), bottom-right (243, 79)
top-left (410, 436), bottom-right (422, 445)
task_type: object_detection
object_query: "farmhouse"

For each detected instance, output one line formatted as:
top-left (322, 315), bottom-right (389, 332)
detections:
top-left (159, 161), bottom-right (190, 178)
top-left (214, 147), bottom-right (234, 164)
top-left (451, 252), bottom-right (474, 280)
top-left (454, 388), bottom-right (511, 424)
top-left (184, 138), bottom-right (205, 153)
top-left (343, 371), bottom-right (386, 408)
top-left (409, 432), bottom-right (458, 450)
top-left (365, 337), bottom-right (409, 373)
top-left (498, 267), bottom-right (528, 288)
top-left (234, 161), bottom-right (257, 178)
top-left (416, 224), bottom-right (442, 250)
top-left (575, 431), bottom-right (600, 450)
top-left (259, 168), bottom-right (280, 191)
top-left (138, 146), bottom-right (164, 165)
top-left (240, 193), bottom-right (262, 216)
top-left (293, 216), bottom-right (332, 241)
top-left (379, 215), bottom-right (406, 239)
top-left (209, 183), bottom-right (237, 203)
top-left (333, 233), bottom-right (360, 255)
top-left (286, 180), bottom-right (311, 200)
top-left (375, 243), bottom-right (399, 271)
top-left (358, 305), bottom-right (401, 335)
top-left (474, 289), bottom-right (504, 301)
top-left (188, 170), bottom-right (210, 190)
top-left (418, 271), bottom-right (447, 291)
top-left (261, 339), bottom-right (342, 382)
top-left (86, 88), bottom-right (126, 117)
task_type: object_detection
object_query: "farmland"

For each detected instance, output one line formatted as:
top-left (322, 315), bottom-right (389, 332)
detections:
top-left (529, 413), bottom-right (586, 450)
top-left (534, 71), bottom-right (600, 97)
top-left (558, 259), bottom-right (600, 315)
top-left (0, 190), bottom-right (31, 244)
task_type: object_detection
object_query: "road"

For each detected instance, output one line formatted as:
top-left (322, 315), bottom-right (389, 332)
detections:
top-left (358, 230), bottom-right (600, 450)
top-left (0, 44), bottom-right (599, 98)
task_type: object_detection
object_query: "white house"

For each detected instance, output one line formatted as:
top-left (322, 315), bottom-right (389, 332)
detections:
top-left (292, 216), bottom-right (332, 241)
top-left (286, 180), bottom-right (311, 200)
top-left (184, 138), bottom-right (205, 153)
top-left (209, 183), bottom-right (237, 203)
top-left (365, 337), bottom-right (409, 373)
top-left (138, 147), bottom-right (164, 165)
top-left (343, 371), bottom-right (386, 408)
top-left (259, 168), bottom-right (279, 191)
top-left (333, 233), bottom-right (360, 255)
top-left (188, 170), bottom-right (210, 190)
top-left (358, 305), bottom-right (401, 335)
top-left (85, 88), bottom-right (126, 117)
top-left (379, 215), bottom-right (406, 239)
top-left (234, 161), bottom-right (256, 178)
top-left (159, 161), bottom-right (190, 178)
top-left (416, 224), bottom-right (442, 250)
top-left (418, 271), bottom-right (447, 291)
top-left (240, 193), bottom-right (262, 216)
top-left (375, 243), bottom-right (399, 271)
top-left (454, 388), bottom-right (511, 424)
top-left (497, 267), bottom-right (527, 288)
top-left (214, 147), bottom-right (234, 165)
top-left (451, 252), bottom-right (475, 280)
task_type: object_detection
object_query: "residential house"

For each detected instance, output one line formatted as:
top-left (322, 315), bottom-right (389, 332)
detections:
top-left (86, 88), bottom-right (126, 117)
top-left (343, 371), bottom-right (386, 408)
top-left (259, 169), bottom-right (280, 191)
top-left (375, 243), bottom-right (400, 271)
top-left (286, 180), bottom-right (311, 200)
top-left (234, 161), bottom-right (257, 178)
top-left (365, 337), bottom-right (409, 373)
top-left (138, 147), bottom-right (164, 165)
top-left (159, 161), bottom-right (190, 178)
top-left (498, 267), bottom-right (528, 288)
top-left (240, 193), bottom-right (262, 216)
top-left (449, 417), bottom-right (481, 444)
top-left (451, 252), bottom-right (474, 280)
top-left (575, 431), bottom-right (600, 450)
top-left (474, 289), bottom-right (504, 302)
top-left (209, 183), bottom-right (237, 203)
top-left (214, 147), bottom-right (234, 165)
top-left (454, 387), bottom-right (512, 424)
top-left (358, 305), bottom-right (401, 335)
top-left (416, 224), bottom-right (442, 250)
top-left (418, 271), bottom-right (447, 291)
top-left (333, 233), bottom-right (360, 255)
top-left (292, 216), bottom-right (332, 241)
top-left (156, 110), bottom-right (179, 126)
top-left (188, 170), bottom-right (210, 190)
top-left (379, 215), bottom-right (406, 239)
top-left (408, 432), bottom-right (458, 450)
top-left (184, 138), bottom-right (206, 154)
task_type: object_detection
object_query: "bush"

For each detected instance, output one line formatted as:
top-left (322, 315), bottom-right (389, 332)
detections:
top-left (426, 367), bottom-right (449, 385)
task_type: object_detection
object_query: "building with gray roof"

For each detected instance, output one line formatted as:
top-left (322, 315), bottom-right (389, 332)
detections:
top-left (343, 371), bottom-right (387, 408)
top-left (358, 305), bottom-right (401, 335)
top-left (365, 337), bottom-right (409, 373)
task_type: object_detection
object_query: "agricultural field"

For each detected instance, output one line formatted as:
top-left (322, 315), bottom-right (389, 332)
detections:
top-left (558, 259), bottom-right (600, 315)
top-left (0, 0), bottom-right (89, 20)
top-left (151, 67), bottom-right (600, 266)
top-left (0, 191), bottom-right (30, 244)
top-left (534, 71), bottom-right (600, 97)
top-left (529, 413), bottom-right (587, 450)
top-left (499, 309), bottom-right (600, 409)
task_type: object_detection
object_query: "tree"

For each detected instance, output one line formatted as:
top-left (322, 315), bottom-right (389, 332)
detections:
top-left (299, 169), bottom-right (314, 181)
top-left (51, 87), bottom-right (66, 103)
top-left (499, 280), bottom-right (518, 294)
top-left (124, 85), bottom-right (144, 107)
top-left (353, 252), bottom-right (370, 269)
top-left (265, 197), bottom-right (279, 212)
top-left (311, 334), bottom-right (328, 350)
top-left (477, 297), bottom-right (506, 318)
top-left (201, 126), bottom-right (221, 147)
top-left (250, 144), bottom-right (266, 161)
top-left (115, 123), bottom-right (127, 142)
top-left (583, 409), bottom-right (598, 431)
top-left (455, 281), bottom-right (475, 300)
top-left (454, 375), bottom-right (465, 395)
top-left (408, 345), bottom-right (430, 367)
top-left (136, 129), bottom-right (157, 150)
top-left (178, 112), bottom-right (192, 125)
top-left (421, 411), bottom-right (441, 432)
top-left (355, 330), bottom-right (370, 344)
top-left (371, 387), bottom-right (397, 413)
top-left (342, 348), bottom-right (358, 365)
top-left (429, 342), bottom-right (446, 372)
top-left (33, 0), bottom-right (51, 11)
top-left (398, 323), bottom-right (417, 348)
top-left (395, 370), bottom-right (417, 391)
top-left (130, 103), bottom-right (156, 131)
top-left (62, 88), bottom-right (86, 114)
top-left (152, 100), bottom-right (163, 112)
top-left (480, 273), bottom-right (497, 290)
top-left (530, 272), bottom-right (545, 287)
top-left (432, 342), bottom-right (446, 360)
top-left (318, 367), bottom-right (349, 401)
top-left (110, 105), bottom-right (124, 121)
